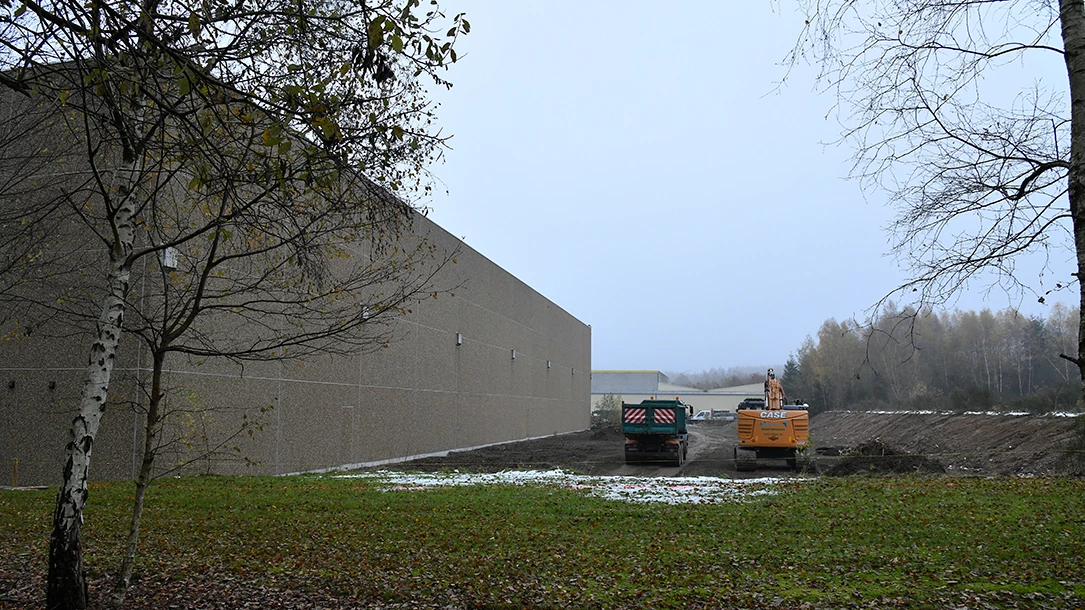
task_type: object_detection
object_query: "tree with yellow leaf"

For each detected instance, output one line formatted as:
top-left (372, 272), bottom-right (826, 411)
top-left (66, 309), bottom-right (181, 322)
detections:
top-left (0, 0), bottom-right (467, 607)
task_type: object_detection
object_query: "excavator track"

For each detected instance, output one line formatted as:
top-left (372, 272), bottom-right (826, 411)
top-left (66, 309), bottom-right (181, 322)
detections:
top-left (734, 447), bottom-right (758, 472)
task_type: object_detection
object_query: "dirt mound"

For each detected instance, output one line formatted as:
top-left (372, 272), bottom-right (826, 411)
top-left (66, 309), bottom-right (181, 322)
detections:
top-left (823, 439), bottom-right (947, 476)
top-left (811, 412), bottom-right (1081, 475)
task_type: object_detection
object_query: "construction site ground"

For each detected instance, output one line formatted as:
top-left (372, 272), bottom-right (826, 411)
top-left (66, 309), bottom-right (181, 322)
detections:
top-left (384, 411), bottom-right (1084, 478)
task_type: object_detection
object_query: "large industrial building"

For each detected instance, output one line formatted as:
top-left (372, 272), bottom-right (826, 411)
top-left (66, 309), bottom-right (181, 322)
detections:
top-left (1, 216), bottom-right (591, 487)
top-left (0, 88), bottom-right (591, 487)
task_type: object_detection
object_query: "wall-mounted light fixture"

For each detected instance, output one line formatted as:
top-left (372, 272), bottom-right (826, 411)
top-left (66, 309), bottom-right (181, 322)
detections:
top-left (511, 349), bottom-right (516, 360)
top-left (6, 380), bottom-right (14, 389)
top-left (455, 332), bottom-right (463, 346)
top-left (162, 246), bottom-right (179, 270)
top-left (48, 381), bottom-right (56, 390)
top-left (547, 360), bottom-right (551, 369)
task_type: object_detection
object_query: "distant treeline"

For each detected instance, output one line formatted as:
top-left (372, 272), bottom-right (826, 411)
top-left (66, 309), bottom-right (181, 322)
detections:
top-left (782, 304), bottom-right (1081, 414)
top-left (665, 366), bottom-right (782, 391)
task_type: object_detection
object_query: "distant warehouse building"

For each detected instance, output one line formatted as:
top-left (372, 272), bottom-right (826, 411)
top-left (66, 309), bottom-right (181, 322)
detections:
top-left (591, 370), bottom-right (762, 414)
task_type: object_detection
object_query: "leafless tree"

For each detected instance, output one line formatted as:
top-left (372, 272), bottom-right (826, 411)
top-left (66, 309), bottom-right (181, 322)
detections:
top-left (789, 1), bottom-right (1085, 386)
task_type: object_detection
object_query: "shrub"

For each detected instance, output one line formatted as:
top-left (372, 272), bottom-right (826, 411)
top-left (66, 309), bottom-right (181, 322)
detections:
top-left (1004, 382), bottom-right (1082, 414)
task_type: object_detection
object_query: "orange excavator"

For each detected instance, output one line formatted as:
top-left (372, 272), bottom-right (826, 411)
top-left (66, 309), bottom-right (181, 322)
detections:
top-left (734, 368), bottom-right (811, 471)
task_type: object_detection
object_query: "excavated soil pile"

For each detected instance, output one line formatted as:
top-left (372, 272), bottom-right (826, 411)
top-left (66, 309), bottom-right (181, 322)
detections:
top-left (823, 439), bottom-right (946, 476)
top-left (811, 412), bottom-right (1081, 476)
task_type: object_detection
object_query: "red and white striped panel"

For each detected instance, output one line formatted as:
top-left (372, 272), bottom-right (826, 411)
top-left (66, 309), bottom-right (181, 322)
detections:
top-left (624, 408), bottom-right (646, 424)
top-left (654, 408), bottom-right (675, 424)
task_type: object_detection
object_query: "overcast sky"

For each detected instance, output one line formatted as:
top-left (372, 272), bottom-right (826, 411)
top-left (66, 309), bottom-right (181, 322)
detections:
top-left (423, 1), bottom-right (1075, 373)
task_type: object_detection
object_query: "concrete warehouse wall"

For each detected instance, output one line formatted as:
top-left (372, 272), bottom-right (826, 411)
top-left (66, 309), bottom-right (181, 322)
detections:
top-left (1, 213), bottom-right (591, 487)
top-left (0, 94), bottom-right (590, 487)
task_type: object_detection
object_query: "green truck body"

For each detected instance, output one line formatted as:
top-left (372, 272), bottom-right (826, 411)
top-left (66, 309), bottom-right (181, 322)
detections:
top-left (621, 399), bottom-right (689, 465)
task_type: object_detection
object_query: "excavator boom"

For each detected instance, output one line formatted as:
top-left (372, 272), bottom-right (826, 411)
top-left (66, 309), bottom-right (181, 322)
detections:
top-left (764, 367), bottom-right (786, 409)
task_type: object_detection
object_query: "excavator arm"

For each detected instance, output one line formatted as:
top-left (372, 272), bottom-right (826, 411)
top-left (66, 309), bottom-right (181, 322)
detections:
top-left (764, 367), bottom-right (786, 410)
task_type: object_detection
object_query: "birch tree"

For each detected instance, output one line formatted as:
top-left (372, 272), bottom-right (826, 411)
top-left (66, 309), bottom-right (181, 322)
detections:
top-left (0, 0), bottom-right (467, 607)
top-left (107, 143), bottom-right (456, 601)
top-left (791, 1), bottom-right (1085, 393)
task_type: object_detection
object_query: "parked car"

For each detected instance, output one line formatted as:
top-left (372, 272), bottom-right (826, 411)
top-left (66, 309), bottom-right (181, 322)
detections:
top-left (711, 409), bottom-right (736, 423)
top-left (690, 409), bottom-right (712, 421)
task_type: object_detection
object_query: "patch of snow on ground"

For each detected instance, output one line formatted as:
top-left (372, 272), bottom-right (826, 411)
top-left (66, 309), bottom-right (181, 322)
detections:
top-left (336, 470), bottom-right (794, 504)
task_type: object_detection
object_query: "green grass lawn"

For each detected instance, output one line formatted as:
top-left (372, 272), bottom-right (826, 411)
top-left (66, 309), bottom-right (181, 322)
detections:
top-left (2, 474), bottom-right (1083, 609)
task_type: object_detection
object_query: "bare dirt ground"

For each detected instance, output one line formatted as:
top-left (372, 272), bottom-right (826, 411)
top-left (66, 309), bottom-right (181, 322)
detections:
top-left (812, 411), bottom-right (1082, 476)
top-left (384, 412), bottom-right (1084, 477)
top-left (387, 421), bottom-right (794, 478)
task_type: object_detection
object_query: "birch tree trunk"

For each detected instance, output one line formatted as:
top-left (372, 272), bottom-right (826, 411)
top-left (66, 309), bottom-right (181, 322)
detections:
top-left (1060, 0), bottom-right (1085, 396)
top-left (46, 163), bottom-right (138, 610)
top-left (112, 349), bottom-right (165, 604)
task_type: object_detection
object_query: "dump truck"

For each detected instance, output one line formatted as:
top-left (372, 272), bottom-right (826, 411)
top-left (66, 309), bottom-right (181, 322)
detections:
top-left (734, 368), bottom-right (811, 471)
top-left (622, 398), bottom-right (689, 466)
